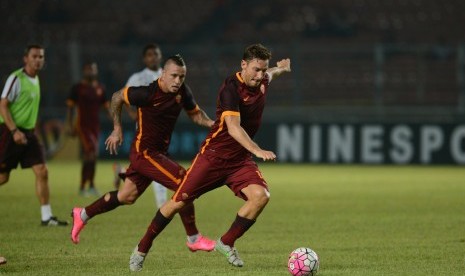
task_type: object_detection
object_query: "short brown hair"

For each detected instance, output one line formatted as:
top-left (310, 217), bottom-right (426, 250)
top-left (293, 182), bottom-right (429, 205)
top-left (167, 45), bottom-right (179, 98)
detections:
top-left (164, 54), bottom-right (186, 67)
top-left (242, 44), bottom-right (271, 62)
top-left (24, 44), bottom-right (43, 56)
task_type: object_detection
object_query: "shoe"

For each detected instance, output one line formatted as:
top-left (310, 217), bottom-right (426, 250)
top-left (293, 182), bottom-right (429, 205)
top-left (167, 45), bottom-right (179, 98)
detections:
top-left (78, 189), bottom-right (88, 197)
top-left (0, 256), bottom-right (6, 265)
top-left (186, 235), bottom-right (216, 252)
top-left (214, 239), bottom-right (244, 267)
top-left (129, 247), bottom-right (146, 272)
top-left (113, 163), bottom-right (122, 189)
top-left (87, 187), bottom-right (100, 196)
top-left (70, 207), bottom-right (86, 244)
top-left (41, 216), bottom-right (68, 227)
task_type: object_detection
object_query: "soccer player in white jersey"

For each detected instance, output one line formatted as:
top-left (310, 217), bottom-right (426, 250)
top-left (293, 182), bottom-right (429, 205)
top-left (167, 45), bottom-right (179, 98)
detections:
top-left (114, 43), bottom-right (168, 208)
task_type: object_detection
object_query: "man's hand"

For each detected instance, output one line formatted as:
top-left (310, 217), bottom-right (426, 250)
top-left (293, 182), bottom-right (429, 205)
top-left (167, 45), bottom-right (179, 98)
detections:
top-left (276, 58), bottom-right (291, 73)
top-left (253, 149), bottom-right (276, 162)
top-left (13, 130), bottom-right (27, 145)
top-left (105, 128), bottom-right (123, 155)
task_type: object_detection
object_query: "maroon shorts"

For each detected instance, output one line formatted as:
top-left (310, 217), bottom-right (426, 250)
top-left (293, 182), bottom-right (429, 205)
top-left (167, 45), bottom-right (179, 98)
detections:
top-left (124, 149), bottom-right (186, 194)
top-left (77, 127), bottom-right (99, 155)
top-left (0, 124), bottom-right (46, 173)
top-left (173, 152), bottom-right (268, 202)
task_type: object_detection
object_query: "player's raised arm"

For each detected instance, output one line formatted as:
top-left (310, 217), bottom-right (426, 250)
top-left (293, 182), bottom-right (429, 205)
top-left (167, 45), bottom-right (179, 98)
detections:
top-left (225, 115), bottom-right (276, 161)
top-left (266, 58), bottom-right (291, 80)
top-left (105, 88), bottom-right (125, 155)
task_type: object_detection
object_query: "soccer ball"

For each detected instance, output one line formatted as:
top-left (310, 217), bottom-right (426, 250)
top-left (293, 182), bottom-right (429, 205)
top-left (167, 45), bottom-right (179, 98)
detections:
top-left (287, 247), bottom-right (319, 276)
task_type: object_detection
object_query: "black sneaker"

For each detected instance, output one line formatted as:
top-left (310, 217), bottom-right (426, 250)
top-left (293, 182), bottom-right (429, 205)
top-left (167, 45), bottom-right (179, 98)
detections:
top-left (41, 216), bottom-right (69, 226)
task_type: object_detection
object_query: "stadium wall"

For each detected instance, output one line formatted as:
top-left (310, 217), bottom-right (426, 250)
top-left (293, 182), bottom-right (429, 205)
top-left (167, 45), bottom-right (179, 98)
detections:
top-left (96, 121), bottom-right (465, 165)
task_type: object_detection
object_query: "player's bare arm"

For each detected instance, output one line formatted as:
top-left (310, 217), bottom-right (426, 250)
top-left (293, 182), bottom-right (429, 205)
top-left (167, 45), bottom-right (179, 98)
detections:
top-left (266, 58), bottom-right (291, 80)
top-left (105, 89), bottom-right (125, 155)
top-left (225, 115), bottom-right (276, 161)
top-left (187, 108), bottom-right (214, 128)
top-left (0, 98), bottom-right (27, 144)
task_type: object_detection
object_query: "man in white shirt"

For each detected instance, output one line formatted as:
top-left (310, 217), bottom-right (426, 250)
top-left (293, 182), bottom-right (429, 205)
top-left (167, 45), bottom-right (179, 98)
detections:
top-left (114, 43), bottom-right (168, 208)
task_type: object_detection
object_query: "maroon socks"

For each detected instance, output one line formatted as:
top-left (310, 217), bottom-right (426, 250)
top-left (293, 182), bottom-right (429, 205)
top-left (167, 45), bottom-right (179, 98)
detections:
top-left (138, 210), bottom-right (172, 254)
top-left (179, 202), bottom-right (199, 236)
top-left (84, 191), bottom-right (121, 218)
top-left (220, 214), bottom-right (256, 247)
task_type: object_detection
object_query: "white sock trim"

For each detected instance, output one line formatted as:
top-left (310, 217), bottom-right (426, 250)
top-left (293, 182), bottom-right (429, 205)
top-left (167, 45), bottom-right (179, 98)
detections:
top-left (41, 204), bottom-right (53, 221)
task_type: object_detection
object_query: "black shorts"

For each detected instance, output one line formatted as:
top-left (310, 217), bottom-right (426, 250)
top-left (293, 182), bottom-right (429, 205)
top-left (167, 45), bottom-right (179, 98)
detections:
top-left (0, 124), bottom-right (46, 173)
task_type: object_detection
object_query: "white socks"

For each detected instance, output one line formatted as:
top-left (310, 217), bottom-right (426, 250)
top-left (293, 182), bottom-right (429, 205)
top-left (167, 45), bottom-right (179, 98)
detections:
top-left (80, 209), bottom-right (89, 223)
top-left (40, 204), bottom-right (53, 221)
top-left (187, 234), bottom-right (200, 244)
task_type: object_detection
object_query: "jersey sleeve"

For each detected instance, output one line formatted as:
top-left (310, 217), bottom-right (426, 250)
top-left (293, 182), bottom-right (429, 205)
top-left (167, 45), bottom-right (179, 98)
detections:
top-left (219, 80), bottom-right (240, 113)
top-left (123, 84), bottom-right (153, 107)
top-left (182, 84), bottom-right (199, 113)
top-left (1, 74), bottom-right (20, 102)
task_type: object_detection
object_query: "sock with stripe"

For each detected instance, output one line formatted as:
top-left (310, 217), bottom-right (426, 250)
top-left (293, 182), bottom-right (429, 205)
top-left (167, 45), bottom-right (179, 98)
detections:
top-left (84, 191), bottom-right (121, 219)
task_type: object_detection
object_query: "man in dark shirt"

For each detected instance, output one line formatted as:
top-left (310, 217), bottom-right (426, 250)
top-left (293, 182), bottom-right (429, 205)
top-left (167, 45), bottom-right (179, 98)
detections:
top-left (70, 55), bottom-right (216, 254)
top-left (128, 44), bottom-right (291, 271)
top-left (66, 62), bottom-right (110, 196)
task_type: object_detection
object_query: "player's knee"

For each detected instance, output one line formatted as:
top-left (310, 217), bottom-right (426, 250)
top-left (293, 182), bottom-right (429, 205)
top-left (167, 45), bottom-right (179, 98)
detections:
top-left (0, 173), bottom-right (9, 185)
top-left (35, 165), bottom-right (48, 181)
top-left (118, 192), bottom-right (138, 205)
top-left (249, 188), bottom-right (270, 207)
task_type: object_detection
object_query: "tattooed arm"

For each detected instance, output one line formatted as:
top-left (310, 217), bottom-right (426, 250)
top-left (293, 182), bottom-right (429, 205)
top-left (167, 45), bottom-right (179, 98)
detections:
top-left (104, 89), bottom-right (125, 155)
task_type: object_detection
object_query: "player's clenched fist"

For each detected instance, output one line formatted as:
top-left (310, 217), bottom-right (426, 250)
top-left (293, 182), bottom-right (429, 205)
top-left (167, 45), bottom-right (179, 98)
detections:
top-left (254, 149), bottom-right (276, 161)
top-left (105, 129), bottom-right (123, 155)
top-left (276, 58), bottom-right (291, 72)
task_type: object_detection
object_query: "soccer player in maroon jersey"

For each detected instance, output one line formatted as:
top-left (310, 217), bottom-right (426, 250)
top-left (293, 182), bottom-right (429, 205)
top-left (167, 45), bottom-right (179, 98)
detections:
top-left (71, 55), bottom-right (216, 253)
top-left (127, 44), bottom-right (291, 271)
top-left (66, 62), bottom-right (110, 196)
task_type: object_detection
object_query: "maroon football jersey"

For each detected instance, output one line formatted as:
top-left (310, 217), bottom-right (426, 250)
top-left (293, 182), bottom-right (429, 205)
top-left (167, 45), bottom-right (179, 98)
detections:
top-left (123, 79), bottom-right (198, 154)
top-left (67, 81), bottom-right (108, 132)
top-left (200, 72), bottom-right (270, 160)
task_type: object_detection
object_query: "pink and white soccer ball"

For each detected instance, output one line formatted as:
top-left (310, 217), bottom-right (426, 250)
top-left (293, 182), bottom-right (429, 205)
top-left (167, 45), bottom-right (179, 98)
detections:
top-left (287, 247), bottom-right (319, 276)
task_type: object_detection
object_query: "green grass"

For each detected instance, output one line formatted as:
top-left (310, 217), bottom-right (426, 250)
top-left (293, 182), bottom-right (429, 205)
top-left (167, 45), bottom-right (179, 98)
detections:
top-left (0, 161), bottom-right (464, 275)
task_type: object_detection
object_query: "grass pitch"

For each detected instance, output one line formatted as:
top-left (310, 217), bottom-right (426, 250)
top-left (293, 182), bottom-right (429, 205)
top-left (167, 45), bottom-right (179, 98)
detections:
top-left (0, 161), bottom-right (464, 275)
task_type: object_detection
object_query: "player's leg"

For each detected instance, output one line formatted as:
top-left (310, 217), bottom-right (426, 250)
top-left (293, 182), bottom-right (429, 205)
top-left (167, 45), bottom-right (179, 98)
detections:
top-left (23, 132), bottom-right (67, 226)
top-left (137, 152), bottom-right (214, 250)
top-left (215, 162), bottom-right (270, 267)
top-left (85, 132), bottom-right (99, 195)
top-left (31, 163), bottom-right (68, 226)
top-left (78, 131), bottom-right (98, 195)
top-left (83, 151), bottom-right (98, 196)
top-left (130, 198), bottom-right (186, 272)
top-left (130, 153), bottom-right (221, 271)
top-left (152, 181), bottom-right (167, 208)
top-left (71, 169), bottom-right (151, 244)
